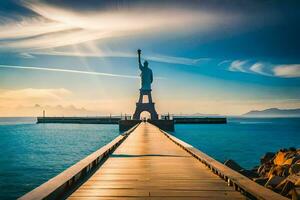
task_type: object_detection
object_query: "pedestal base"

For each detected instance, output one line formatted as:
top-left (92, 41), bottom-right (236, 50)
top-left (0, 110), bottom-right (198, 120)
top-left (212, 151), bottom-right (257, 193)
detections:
top-left (133, 102), bottom-right (158, 120)
top-left (133, 89), bottom-right (158, 120)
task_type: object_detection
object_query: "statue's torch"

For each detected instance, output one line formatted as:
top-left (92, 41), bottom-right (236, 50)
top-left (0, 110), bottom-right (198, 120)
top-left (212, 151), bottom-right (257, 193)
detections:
top-left (137, 49), bottom-right (141, 63)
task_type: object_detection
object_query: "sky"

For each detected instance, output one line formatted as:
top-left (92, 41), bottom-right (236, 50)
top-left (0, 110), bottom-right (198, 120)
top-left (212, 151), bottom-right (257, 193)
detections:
top-left (0, 0), bottom-right (300, 116)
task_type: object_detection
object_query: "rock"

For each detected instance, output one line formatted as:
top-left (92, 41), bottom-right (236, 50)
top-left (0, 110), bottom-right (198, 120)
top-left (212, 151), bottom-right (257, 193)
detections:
top-left (257, 164), bottom-right (264, 174)
top-left (252, 165), bottom-right (259, 172)
top-left (268, 165), bottom-right (290, 177)
top-left (258, 163), bottom-right (272, 177)
top-left (274, 151), bottom-right (288, 165)
top-left (254, 177), bottom-right (268, 185)
top-left (239, 169), bottom-right (259, 178)
top-left (224, 159), bottom-right (244, 171)
top-left (286, 174), bottom-right (300, 185)
top-left (284, 157), bottom-right (296, 166)
top-left (265, 175), bottom-right (286, 189)
top-left (286, 152), bottom-right (299, 160)
top-left (280, 179), bottom-right (295, 196)
top-left (280, 148), bottom-right (288, 152)
top-left (261, 152), bottom-right (275, 164)
top-left (292, 156), bottom-right (300, 165)
top-left (280, 174), bottom-right (300, 196)
top-left (289, 147), bottom-right (297, 152)
top-left (291, 187), bottom-right (300, 200)
top-left (252, 148), bottom-right (300, 198)
top-left (290, 163), bottom-right (300, 175)
top-left (223, 159), bottom-right (259, 178)
top-left (296, 178), bottom-right (300, 187)
top-left (275, 178), bottom-right (288, 192)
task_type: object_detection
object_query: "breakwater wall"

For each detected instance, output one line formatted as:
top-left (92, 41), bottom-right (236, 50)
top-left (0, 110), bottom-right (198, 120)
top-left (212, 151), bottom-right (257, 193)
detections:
top-left (37, 116), bottom-right (227, 125)
top-left (174, 117), bottom-right (227, 124)
top-left (37, 116), bottom-right (227, 132)
top-left (37, 117), bottom-right (121, 124)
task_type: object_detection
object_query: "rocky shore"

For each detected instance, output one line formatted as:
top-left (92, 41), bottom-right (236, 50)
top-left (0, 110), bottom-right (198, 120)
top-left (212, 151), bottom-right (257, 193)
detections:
top-left (224, 147), bottom-right (300, 200)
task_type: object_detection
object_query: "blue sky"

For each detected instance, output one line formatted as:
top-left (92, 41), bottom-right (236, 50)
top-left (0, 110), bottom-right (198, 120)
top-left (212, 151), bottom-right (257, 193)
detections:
top-left (0, 0), bottom-right (300, 116)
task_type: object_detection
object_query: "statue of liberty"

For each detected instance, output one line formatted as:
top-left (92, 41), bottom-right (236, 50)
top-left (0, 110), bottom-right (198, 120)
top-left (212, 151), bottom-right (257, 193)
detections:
top-left (137, 49), bottom-right (153, 91)
top-left (133, 49), bottom-right (158, 120)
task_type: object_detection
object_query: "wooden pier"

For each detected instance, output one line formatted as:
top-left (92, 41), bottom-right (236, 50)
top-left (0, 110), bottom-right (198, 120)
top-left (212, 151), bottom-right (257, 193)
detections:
top-left (20, 123), bottom-right (288, 200)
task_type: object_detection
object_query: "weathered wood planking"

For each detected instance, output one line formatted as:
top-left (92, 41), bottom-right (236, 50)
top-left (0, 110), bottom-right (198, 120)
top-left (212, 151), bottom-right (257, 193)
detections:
top-left (69, 123), bottom-right (247, 199)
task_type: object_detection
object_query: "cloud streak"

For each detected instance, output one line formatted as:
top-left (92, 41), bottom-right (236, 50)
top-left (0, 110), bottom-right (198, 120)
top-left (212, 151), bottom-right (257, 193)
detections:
top-left (31, 50), bottom-right (210, 66)
top-left (146, 54), bottom-right (211, 66)
top-left (273, 65), bottom-right (300, 78)
top-left (0, 64), bottom-right (139, 79)
top-left (227, 60), bottom-right (300, 78)
top-left (249, 62), bottom-right (270, 76)
top-left (229, 60), bottom-right (248, 72)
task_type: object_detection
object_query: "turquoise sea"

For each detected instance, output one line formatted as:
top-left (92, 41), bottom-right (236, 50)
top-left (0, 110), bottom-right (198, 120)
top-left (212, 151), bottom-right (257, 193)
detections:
top-left (173, 117), bottom-right (300, 168)
top-left (0, 117), bottom-right (299, 199)
top-left (0, 118), bottom-right (119, 200)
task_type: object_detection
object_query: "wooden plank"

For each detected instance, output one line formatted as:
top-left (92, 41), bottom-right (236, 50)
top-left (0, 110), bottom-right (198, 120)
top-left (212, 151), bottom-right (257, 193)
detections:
top-left (71, 188), bottom-right (245, 197)
top-left (79, 185), bottom-right (236, 191)
top-left (69, 197), bottom-right (245, 200)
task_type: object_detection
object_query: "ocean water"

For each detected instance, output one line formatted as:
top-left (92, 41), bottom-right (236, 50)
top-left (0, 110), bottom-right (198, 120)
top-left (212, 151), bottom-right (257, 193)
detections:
top-left (0, 117), bottom-right (299, 199)
top-left (173, 117), bottom-right (300, 169)
top-left (0, 118), bottom-right (119, 200)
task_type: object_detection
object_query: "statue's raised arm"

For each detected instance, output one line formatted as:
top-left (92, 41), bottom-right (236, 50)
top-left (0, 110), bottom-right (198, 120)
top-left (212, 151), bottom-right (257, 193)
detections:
top-left (137, 49), bottom-right (143, 70)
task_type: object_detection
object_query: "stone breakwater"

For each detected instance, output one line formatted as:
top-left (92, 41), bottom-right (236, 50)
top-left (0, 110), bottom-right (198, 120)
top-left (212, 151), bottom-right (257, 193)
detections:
top-left (224, 148), bottom-right (300, 200)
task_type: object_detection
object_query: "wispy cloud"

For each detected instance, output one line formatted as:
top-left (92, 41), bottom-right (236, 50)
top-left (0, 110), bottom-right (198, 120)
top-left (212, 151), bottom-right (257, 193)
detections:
top-left (227, 60), bottom-right (300, 78)
top-left (218, 60), bottom-right (231, 66)
top-left (146, 54), bottom-right (210, 66)
top-left (1, 28), bottom-right (116, 50)
top-left (273, 64), bottom-right (300, 78)
top-left (0, 64), bottom-right (139, 79)
top-left (0, 17), bottom-right (74, 40)
top-left (0, 0), bottom-right (237, 51)
top-left (0, 88), bottom-right (71, 101)
top-left (249, 62), bottom-right (270, 76)
top-left (31, 50), bottom-right (133, 59)
top-left (19, 52), bottom-right (35, 59)
top-left (228, 60), bottom-right (248, 72)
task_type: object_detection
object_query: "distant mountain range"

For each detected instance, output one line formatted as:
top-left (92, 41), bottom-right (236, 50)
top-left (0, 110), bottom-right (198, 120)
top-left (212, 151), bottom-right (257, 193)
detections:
top-left (243, 108), bottom-right (300, 117)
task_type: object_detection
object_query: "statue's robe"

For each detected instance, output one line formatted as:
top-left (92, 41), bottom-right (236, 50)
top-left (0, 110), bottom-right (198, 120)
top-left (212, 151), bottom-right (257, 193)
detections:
top-left (139, 64), bottom-right (153, 91)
